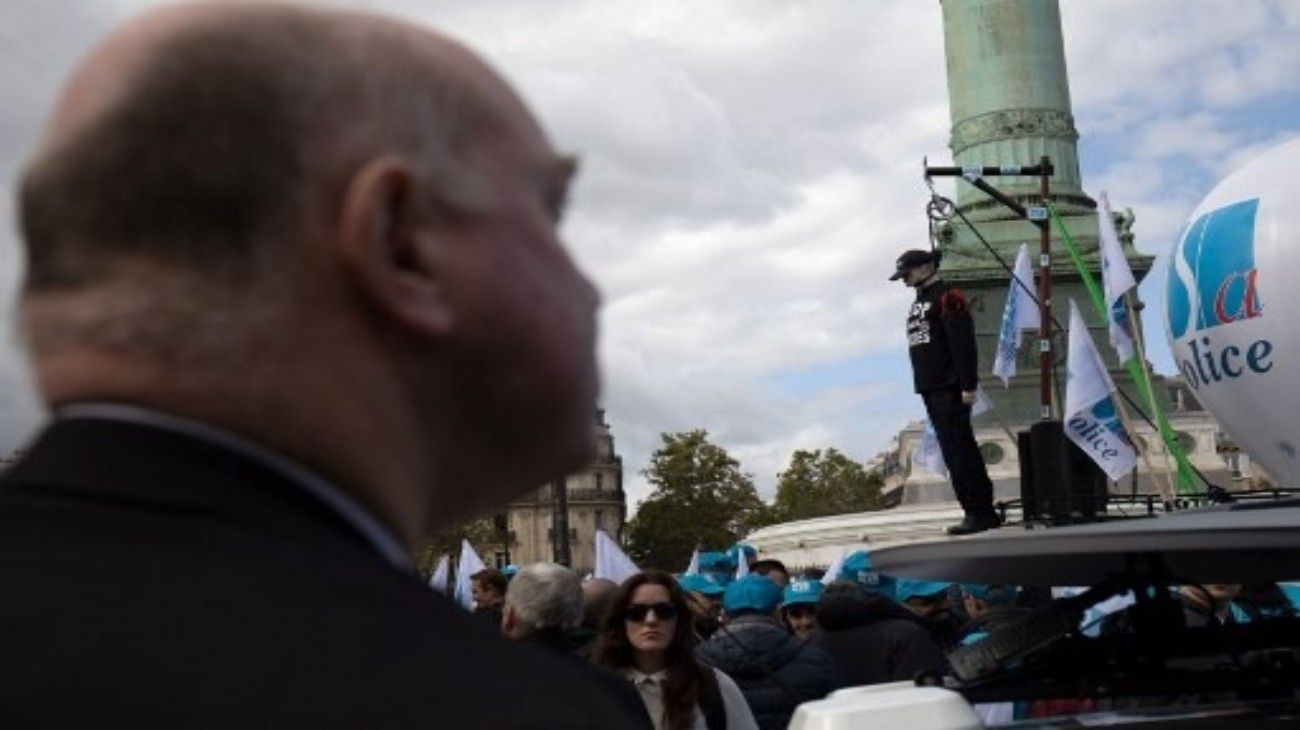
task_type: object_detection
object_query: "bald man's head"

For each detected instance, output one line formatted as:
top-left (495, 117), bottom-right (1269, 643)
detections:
top-left (18, 2), bottom-right (519, 359)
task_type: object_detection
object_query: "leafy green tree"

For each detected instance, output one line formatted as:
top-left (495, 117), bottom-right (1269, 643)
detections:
top-left (771, 448), bottom-right (884, 522)
top-left (415, 516), bottom-right (499, 576)
top-left (625, 430), bottom-right (772, 570)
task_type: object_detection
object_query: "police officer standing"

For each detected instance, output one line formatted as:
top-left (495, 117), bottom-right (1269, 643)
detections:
top-left (891, 249), bottom-right (1000, 535)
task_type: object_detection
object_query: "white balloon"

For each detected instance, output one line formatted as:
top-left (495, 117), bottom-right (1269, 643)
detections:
top-left (1166, 137), bottom-right (1300, 486)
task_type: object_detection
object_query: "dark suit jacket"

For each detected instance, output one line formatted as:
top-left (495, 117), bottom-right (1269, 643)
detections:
top-left (0, 416), bottom-right (647, 728)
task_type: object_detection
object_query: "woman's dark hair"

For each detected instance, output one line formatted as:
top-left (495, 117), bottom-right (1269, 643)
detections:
top-left (593, 570), bottom-right (711, 730)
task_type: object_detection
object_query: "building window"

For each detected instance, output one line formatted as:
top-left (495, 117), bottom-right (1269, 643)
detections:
top-left (1175, 431), bottom-right (1197, 454)
top-left (595, 473), bottom-right (604, 491)
top-left (594, 510), bottom-right (603, 529)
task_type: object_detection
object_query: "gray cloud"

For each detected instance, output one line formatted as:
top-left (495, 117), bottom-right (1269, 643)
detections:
top-left (0, 0), bottom-right (1295, 512)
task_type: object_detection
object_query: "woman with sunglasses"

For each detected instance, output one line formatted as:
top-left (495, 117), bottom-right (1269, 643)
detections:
top-left (594, 570), bottom-right (757, 730)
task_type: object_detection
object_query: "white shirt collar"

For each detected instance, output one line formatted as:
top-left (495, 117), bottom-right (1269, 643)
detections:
top-left (55, 402), bottom-right (413, 572)
top-left (624, 668), bottom-right (669, 686)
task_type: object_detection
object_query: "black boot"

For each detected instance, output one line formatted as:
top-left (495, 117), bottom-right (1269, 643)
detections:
top-left (946, 516), bottom-right (978, 535)
top-left (947, 512), bottom-right (1002, 536)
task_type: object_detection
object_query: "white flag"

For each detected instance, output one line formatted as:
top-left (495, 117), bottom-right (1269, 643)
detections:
top-left (1097, 192), bottom-right (1138, 364)
top-left (910, 392), bottom-right (991, 478)
top-left (821, 550), bottom-right (846, 586)
top-left (991, 244), bottom-right (1040, 386)
top-left (735, 551), bottom-right (749, 579)
top-left (427, 555), bottom-right (450, 594)
top-left (1064, 300), bottom-right (1137, 481)
top-left (453, 539), bottom-right (487, 611)
top-left (594, 529), bottom-right (640, 584)
top-left (912, 421), bottom-right (948, 477)
top-left (684, 549), bottom-right (700, 576)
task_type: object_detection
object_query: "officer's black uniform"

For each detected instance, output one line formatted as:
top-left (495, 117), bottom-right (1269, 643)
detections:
top-left (894, 250), bottom-right (998, 532)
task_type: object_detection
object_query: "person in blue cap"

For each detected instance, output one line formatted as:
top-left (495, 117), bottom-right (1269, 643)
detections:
top-left (779, 580), bottom-right (823, 640)
top-left (697, 551), bottom-right (734, 588)
top-left (958, 584), bottom-right (1026, 646)
top-left (838, 550), bottom-right (896, 599)
top-left (810, 580), bottom-right (946, 689)
top-left (895, 578), bottom-right (963, 651)
top-left (678, 573), bottom-right (726, 640)
top-left (727, 543), bottom-right (757, 575)
top-left (697, 575), bottom-right (838, 730)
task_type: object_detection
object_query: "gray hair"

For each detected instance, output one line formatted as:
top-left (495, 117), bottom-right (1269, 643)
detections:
top-left (504, 562), bottom-right (583, 634)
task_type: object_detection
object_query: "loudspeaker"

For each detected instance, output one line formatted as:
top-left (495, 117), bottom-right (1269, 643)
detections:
top-left (1018, 420), bottom-right (1108, 523)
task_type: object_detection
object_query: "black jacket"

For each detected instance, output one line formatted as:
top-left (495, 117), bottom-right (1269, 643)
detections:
top-left (0, 416), bottom-right (650, 728)
top-left (812, 591), bottom-right (947, 688)
top-left (906, 278), bottom-right (979, 393)
top-left (696, 615), bottom-right (838, 730)
top-left (524, 629), bottom-right (653, 728)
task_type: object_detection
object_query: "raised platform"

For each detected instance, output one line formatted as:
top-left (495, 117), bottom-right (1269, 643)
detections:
top-left (744, 502), bottom-right (1022, 569)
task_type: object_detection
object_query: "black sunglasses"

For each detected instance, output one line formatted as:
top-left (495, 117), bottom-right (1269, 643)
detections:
top-left (623, 602), bottom-right (678, 622)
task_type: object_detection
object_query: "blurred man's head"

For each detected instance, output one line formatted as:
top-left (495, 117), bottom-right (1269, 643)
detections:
top-left (472, 568), bottom-right (508, 610)
top-left (722, 575), bottom-right (782, 620)
top-left (752, 559), bottom-right (790, 588)
top-left (580, 577), bottom-right (619, 631)
top-left (18, 3), bottom-right (599, 546)
top-left (960, 584), bottom-right (1018, 621)
top-left (501, 563), bottom-right (582, 639)
top-left (895, 580), bottom-right (953, 619)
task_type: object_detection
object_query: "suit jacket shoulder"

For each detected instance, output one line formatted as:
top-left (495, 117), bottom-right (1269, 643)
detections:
top-left (0, 417), bottom-right (645, 728)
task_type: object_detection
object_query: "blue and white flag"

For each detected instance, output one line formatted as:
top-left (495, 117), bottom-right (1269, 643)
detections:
top-left (684, 548), bottom-right (700, 576)
top-left (1097, 192), bottom-right (1138, 364)
top-left (1064, 300), bottom-right (1137, 481)
top-left (453, 539), bottom-right (487, 611)
top-left (594, 529), bottom-right (640, 584)
top-left (427, 555), bottom-right (450, 595)
top-left (991, 244), bottom-right (1040, 386)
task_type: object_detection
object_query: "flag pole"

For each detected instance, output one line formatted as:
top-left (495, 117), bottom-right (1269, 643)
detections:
top-left (1048, 203), bottom-right (1198, 496)
top-left (1106, 366), bottom-right (1171, 503)
top-left (1124, 292), bottom-right (1177, 502)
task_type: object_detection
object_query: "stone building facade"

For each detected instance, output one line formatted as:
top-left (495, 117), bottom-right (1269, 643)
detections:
top-left (496, 410), bottom-right (628, 575)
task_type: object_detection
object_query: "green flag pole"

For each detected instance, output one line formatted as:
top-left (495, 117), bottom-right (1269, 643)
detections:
top-left (1047, 203), bottom-right (1197, 496)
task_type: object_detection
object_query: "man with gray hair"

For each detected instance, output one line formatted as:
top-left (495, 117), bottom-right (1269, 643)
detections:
top-left (501, 564), bottom-right (653, 728)
top-left (0, 2), bottom-right (644, 727)
top-left (502, 562), bottom-right (585, 640)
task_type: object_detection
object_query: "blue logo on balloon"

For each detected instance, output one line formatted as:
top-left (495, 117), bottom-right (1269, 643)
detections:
top-left (1168, 198), bottom-right (1262, 339)
top-left (1168, 197), bottom-right (1274, 390)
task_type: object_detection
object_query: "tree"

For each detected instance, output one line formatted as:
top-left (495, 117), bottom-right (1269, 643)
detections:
top-left (771, 448), bottom-right (884, 522)
top-left (625, 430), bottom-right (772, 570)
top-left (415, 516), bottom-right (498, 577)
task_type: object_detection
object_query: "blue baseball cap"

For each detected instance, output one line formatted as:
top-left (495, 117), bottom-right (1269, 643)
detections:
top-left (840, 550), bottom-right (896, 598)
top-left (678, 573), bottom-right (725, 597)
top-left (961, 583), bottom-right (1018, 604)
top-left (697, 551), bottom-right (734, 571)
top-left (727, 543), bottom-right (757, 561)
top-left (723, 575), bottom-right (781, 616)
top-left (781, 579), bottom-right (824, 608)
top-left (895, 579), bottom-right (953, 603)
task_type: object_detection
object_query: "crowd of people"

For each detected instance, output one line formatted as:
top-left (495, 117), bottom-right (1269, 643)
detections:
top-left (468, 551), bottom-right (1300, 729)
top-left (6, 1), bottom-right (1297, 725)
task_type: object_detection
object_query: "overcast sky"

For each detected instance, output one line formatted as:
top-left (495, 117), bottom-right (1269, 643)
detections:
top-left (2, 1), bottom-right (1299, 510)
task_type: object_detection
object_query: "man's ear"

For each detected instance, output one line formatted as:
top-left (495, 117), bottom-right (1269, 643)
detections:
top-left (336, 157), bottom-right (455, 336)
top-left (501, 604), bottom-right (517, 636)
